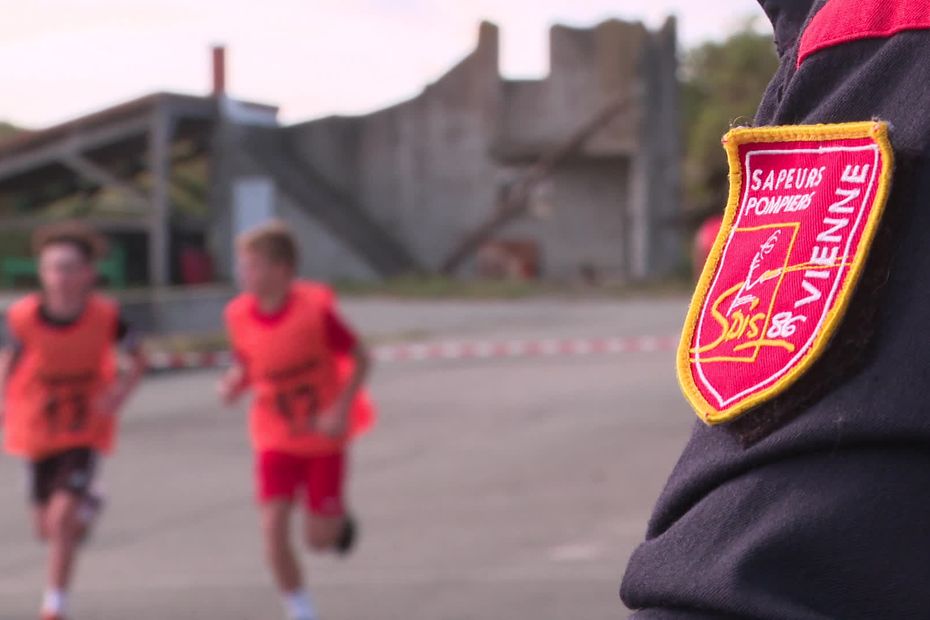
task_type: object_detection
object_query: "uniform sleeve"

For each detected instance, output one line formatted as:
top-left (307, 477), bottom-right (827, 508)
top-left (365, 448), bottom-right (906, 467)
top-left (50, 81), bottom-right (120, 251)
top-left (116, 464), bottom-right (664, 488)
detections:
top-left (324, 308), bottom-right (358, 354)
top-left (622, 2), bottom-right (930, 617)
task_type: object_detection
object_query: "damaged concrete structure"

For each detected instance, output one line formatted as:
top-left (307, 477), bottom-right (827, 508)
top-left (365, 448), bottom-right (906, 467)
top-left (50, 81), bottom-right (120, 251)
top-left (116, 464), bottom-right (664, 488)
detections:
top-left (214, 17), bottom-right (681, 283)
top-left (0, 18), bottom-right (681, 288)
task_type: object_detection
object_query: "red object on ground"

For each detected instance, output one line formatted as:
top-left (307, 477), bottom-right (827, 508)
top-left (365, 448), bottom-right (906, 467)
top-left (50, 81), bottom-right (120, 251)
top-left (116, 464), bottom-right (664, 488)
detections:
top-left (179, 247), bottom-right (214, 284)
top-left (693, 215), bottom-right (724, 277)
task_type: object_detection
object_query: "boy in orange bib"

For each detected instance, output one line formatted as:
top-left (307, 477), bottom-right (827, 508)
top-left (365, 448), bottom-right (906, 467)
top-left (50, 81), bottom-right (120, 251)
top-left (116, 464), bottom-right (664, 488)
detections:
top-left (220, 221), bottom-right (374, 620)
top-left (0, 222), bottom-right (144, 620)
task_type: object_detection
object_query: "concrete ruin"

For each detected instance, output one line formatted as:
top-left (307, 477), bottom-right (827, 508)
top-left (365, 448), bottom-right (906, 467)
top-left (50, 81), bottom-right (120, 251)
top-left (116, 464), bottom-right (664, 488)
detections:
top-left (0, 18), bottom-right (681, 288)
top-left (219, 18), bottom-right (682, 283)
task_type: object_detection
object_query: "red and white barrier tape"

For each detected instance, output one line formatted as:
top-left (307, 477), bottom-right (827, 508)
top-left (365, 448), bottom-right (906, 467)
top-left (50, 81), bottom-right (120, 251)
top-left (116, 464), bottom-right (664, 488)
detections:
top-left (144, 335), bottom-right (678, 371)
top-left (370, 335), bottom-right (678, 363)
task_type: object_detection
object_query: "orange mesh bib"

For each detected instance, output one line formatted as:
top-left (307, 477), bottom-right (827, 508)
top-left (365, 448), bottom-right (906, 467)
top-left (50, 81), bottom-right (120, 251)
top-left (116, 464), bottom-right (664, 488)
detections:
top-left (4, 294), bottom-right (119, 459)
top-left (225, 282), bottom-right (374, 455)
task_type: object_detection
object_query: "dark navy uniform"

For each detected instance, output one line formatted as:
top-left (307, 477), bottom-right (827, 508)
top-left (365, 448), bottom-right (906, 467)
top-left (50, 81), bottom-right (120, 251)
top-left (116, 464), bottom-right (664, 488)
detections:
top-left (621, 1), bottom-right (930, 617)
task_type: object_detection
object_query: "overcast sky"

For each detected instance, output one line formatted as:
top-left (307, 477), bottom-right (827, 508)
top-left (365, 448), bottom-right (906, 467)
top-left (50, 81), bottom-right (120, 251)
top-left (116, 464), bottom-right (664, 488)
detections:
top-left (1, 0), bottom-right (770, 128)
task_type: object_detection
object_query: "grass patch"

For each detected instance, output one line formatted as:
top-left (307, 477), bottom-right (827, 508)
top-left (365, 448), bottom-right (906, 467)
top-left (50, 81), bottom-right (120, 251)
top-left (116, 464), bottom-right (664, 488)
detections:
top-left (333, 276), bottom-right (692, 300)
top-left (142, 332), bottom-right (229, 355)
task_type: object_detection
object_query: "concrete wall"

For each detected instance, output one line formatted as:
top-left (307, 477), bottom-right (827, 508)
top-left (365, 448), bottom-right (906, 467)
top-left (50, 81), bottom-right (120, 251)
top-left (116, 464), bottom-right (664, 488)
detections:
top-left (287, 116), bottom-right (360, 200)
top-left (504, 158), bottom-right (630, 280)
top-left (280, 118), bottom-right (372, 279)
top-left (275, 191), bottom-right (377, 281)
top-left (295, 22), bottom-right (503, 271)
top-left (632, 17), bottom-right (682, 278)
top-left (214, 119), bottom-right (416, 281)
top-left (495, 20), bottom-right (646, 161)
top-left (234, 18), bottom-right (680, 282)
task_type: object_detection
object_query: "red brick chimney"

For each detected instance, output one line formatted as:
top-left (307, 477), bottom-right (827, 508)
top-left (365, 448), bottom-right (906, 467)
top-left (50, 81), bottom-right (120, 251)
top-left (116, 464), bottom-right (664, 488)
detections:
top-left (212, 45), bottom-right (226, 96)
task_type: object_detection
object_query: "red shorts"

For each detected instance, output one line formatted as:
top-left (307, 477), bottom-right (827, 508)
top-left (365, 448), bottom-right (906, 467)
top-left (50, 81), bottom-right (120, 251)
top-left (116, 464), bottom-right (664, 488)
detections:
top-left (255, 450), bottom-right (346, 517)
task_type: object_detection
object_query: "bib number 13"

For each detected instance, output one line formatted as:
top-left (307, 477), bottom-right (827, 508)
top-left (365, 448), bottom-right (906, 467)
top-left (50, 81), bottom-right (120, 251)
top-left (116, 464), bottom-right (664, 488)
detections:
top-left (275, 384), bottom-right (320, 435)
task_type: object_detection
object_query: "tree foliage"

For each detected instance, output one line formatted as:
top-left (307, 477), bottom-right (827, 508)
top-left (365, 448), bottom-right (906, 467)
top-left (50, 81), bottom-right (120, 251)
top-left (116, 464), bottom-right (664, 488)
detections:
top-left (0, 121), bottom-right (22, 141)
top-left (682, 24), bottom-right (779, 219)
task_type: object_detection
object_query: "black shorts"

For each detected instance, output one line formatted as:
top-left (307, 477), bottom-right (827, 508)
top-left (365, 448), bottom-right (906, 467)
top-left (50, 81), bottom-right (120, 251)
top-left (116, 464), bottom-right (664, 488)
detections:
top-left (28, 447), bottom-right (98, 506)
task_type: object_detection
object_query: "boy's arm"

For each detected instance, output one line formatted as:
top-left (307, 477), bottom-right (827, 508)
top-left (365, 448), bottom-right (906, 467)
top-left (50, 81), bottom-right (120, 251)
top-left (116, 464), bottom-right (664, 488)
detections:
top-left (0, 346), bottom-right (13, 424)
top-left (218, 307), bottom-right (251, 406)
top-left (318, 343), bottom-right (371, 438)
top-left (318, 307), bottom-right (371, 438)
top-left (219, 357), bottom-right (250, 406)
top-left (0, 317), bottom-right (21, 423)
top-left (337, 342), bottom-right (371, 410)
top-left (99, 314), bottom-right (145, 416)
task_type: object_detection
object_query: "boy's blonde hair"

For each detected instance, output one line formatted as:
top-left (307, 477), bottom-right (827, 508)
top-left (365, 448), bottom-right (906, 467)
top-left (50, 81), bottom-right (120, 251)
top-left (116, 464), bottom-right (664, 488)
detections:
top-left (236, 220), bottom-right (298, 268)
top-left (32, 220), bottom-right (107, 262)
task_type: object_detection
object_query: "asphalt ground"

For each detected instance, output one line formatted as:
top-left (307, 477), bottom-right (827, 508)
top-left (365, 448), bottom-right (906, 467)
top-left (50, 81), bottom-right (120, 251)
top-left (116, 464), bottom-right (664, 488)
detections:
top-left (0, 297), bottom-right (695, 619)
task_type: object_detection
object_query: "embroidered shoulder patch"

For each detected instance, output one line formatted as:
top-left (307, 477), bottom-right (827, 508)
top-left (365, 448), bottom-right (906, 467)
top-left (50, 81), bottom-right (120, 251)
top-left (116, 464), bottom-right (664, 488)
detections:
top-left (679, 122), bottom-right (894, 425)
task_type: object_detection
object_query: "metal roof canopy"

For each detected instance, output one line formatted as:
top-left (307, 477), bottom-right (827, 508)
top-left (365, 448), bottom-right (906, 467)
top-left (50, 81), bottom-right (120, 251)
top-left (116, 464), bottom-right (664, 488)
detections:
top-left (0, 92), bottom-right (278, 286)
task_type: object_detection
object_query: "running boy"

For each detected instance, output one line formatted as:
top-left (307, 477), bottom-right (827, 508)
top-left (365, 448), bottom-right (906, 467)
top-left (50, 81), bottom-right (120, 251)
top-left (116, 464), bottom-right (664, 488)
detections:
top-left (219, 221), bottom-right (375, 620)
top-left (0, 221), bottom-right (144, 620)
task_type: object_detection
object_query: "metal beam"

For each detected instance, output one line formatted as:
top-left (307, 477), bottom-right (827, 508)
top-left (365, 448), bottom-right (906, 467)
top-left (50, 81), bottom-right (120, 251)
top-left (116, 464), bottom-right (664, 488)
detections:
top-left (60, 154), bottom-right (150, 212)
top-left (148, 111), bottom-right (173, 287)
top-left (0, 117), bottom-right (151, 184)
top-left (0, 215), bottom-right (151, 233)
top-left (158, 95), bottom-right (218, 121)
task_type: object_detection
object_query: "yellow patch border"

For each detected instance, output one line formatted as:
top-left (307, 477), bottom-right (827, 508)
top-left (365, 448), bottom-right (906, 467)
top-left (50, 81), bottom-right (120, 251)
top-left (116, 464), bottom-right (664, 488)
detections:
top-left (677, 121), bottom-right (894, 425)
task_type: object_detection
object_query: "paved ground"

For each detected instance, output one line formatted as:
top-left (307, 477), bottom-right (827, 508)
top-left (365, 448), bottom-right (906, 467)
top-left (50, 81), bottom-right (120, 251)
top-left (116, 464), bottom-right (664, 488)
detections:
top-left (0, 296), bottom-right (695, 620)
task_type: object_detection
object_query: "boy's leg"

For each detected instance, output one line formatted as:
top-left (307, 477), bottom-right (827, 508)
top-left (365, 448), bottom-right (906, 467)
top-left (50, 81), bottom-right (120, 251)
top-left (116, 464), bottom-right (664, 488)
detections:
top-left (257, 451), bottom-right (317, 620)
top-left (27, 457), bottom-right (54, 541)
top-left (74, 466), bottom-right (106, 543)
top-left (45, 489), bottom-right (82, 591)
top-left (306, 513), bottom-right (349, 552)
top-left (261, 500), bottom-right (303, 592)
top-left (34, 506), bottom-right (50, 542)
top-left (40, 448), bottom-right (97, 618)
top-left (303, 451), bottom-right (354, 554)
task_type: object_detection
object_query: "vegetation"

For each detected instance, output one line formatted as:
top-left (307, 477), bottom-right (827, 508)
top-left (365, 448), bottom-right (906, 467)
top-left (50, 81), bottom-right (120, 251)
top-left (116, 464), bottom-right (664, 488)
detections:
top-left (681, 23), bottom-right (779, 219)
top-left (332, 276), bottom-right (691, 300)
top-left (0, 121), bottom-right (21, 140)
